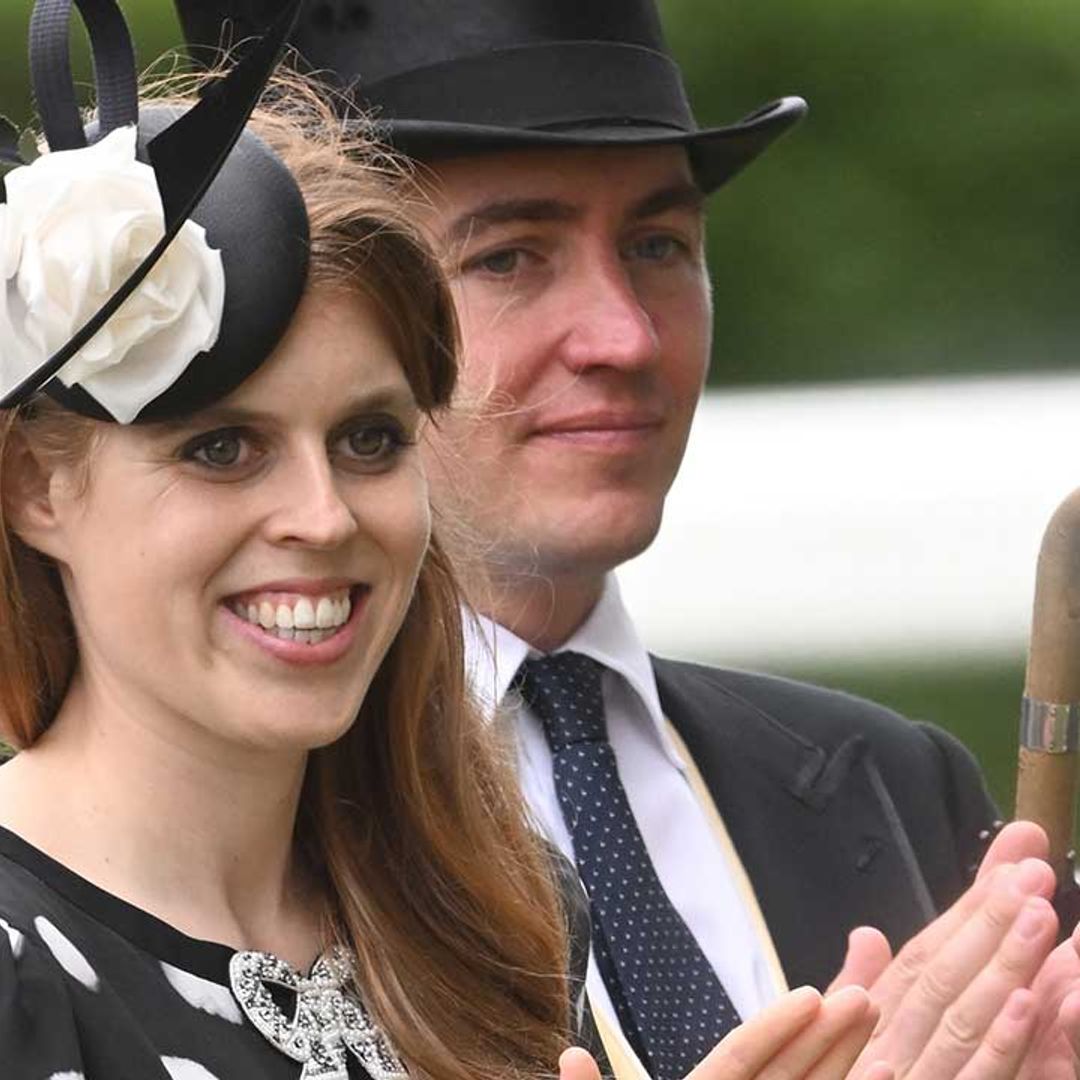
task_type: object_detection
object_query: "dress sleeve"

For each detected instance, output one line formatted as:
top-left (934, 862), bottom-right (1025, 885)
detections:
top-left (0, 916), bottom-right (87, 1078)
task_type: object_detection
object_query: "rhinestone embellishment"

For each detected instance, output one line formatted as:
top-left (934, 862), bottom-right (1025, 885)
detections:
top-left (229, 947), bottom-right (408, 1080)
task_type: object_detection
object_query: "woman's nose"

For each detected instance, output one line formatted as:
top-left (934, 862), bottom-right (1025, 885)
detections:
top-left (265, 451), bottom-right (360, 549)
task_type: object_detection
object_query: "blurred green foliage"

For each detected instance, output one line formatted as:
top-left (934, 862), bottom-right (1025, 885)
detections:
top-left (662, 0), bottom-right (1080, 386)
top-left (0, 2), bottom-right (181, 126)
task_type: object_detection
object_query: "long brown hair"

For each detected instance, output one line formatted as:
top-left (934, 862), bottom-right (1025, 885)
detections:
top-left (0, 76), bottom-right (570, 1079)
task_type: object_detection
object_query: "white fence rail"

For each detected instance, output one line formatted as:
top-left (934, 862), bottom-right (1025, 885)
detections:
top-left (620, 373), bottom-right (1080, 665)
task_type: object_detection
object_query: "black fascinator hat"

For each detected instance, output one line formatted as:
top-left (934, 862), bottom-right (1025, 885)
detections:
top-left (175, 0), bottom-right (806, 193)
top-left (0, 0), bottom-right (310, 423)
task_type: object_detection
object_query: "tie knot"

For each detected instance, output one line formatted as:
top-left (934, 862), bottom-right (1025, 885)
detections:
top-left (516, 652), bottom-right (608, 752)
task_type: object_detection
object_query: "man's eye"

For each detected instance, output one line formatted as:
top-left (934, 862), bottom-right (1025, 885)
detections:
top-left (628, 234), bottom-right (684, 262)
top-left (472, 249), bottom-right (523, 276)
top-left (184, 430), bottom-right (249, 469)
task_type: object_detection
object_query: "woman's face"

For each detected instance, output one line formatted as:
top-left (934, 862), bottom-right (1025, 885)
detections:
top-left (38, 286), bottom-right (431, 754)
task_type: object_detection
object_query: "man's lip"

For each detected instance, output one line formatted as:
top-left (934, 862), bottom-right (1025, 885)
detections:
top-left (527, 411), bottom-right (665, 437)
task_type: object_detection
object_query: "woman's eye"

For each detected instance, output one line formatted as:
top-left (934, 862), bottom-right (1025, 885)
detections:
top-left (182, 429), bottom-right (251, 470)
top-left (338, 420), bottom-right (411, 467)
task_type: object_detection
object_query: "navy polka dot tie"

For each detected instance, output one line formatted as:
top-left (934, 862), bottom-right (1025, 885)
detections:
top-left (516, 652), bottom-right (740, 1080)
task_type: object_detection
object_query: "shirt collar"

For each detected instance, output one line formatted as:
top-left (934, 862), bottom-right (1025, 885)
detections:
top-left (463, 575), bottom-right (686, 770)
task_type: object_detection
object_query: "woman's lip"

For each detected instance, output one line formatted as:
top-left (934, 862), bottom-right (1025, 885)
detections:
top-left (227, 577), bottom-right (359, 601)
top-left (220, 589), bottom-right (367, 667)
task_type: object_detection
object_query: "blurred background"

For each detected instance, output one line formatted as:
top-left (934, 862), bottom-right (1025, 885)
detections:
top-left (2, 0), bottom-right (1079, 812)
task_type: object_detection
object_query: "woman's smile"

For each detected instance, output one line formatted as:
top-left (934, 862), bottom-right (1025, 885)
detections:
top-left (222, 582), bottom-right (370, 665)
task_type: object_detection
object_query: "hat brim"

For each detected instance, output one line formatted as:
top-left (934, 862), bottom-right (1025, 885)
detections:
top-left (367, 95), bottom-right (807, 193)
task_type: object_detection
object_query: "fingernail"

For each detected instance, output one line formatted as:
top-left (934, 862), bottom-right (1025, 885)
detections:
top-left (1014, 899), bottom-right (1049, 940)
top-left (1014, 858), bottom-right (1049, 894)
top-left (829, 984), bottom-right (870, 1011)
top-left (789, 985), bottom-right (822, 1007)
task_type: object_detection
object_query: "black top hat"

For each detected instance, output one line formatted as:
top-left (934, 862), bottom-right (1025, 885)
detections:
top-left (175, 0), bottom-right (805, 193)
top-left (0, 0), bottom-right (309, 423)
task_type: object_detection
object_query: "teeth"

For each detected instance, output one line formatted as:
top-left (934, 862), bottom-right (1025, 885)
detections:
top-left (293, 597), bottom-right (316, 630)
top-left (315, 597), bottom-right (336, 629)
top-left (231, 589), bottom-right (354, 645)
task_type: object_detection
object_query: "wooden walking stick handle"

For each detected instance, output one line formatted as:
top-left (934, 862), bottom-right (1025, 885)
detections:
top-left (1016, 489), bottom-right (1080, 927)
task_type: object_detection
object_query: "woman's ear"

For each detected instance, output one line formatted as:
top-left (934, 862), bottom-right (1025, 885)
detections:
top-left (2, 432), bottom-right (68, 561)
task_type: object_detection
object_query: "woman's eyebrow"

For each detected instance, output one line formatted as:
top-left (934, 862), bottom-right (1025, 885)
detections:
top-left (151, 406), bottom-right (267, 435)
top-left (152, 387), bottom-right (419, 436)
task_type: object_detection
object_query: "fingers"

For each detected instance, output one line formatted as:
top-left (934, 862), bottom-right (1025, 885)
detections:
top-left (764, 986), bottom-right (877, 1079)
top-left (854, 1067), bottom-right (894, 1080)
top-left (852, 860), bottom-right (1055, 1076)
top-left (828, 927), bottom-right (893, 994)
top-left (951, 989), bottom-right (1039, 1080)
top-left (688, 986), bottom-right (881, 1080)
top-left (686, 985), bottom-right (822, 1079)
top-left (976, 822), bottom-right (1048, 881)
top-left (1057, 987), bottom-right (1080, 1061)
top-left (558, 1046), bottom-right (602, 1080)
top-left (870, 859), bottom-right (1055, 1027)
top-left (903, 896), bottom-right (1056, 1079)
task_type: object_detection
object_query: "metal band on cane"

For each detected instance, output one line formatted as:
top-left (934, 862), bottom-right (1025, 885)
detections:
top-left (1020, 698), bottom-right (1080, 753)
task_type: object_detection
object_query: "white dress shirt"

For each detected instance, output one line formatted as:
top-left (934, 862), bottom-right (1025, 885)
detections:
top-left (464, 576), bottom-right (781, 1044)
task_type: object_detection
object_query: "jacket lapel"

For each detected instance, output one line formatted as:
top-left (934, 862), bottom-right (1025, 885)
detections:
top-left (653, 659), bottom-right (934, 991)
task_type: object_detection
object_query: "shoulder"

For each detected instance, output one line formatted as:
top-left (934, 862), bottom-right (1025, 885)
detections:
top-left (0, 858), bottom-right (89, 1071)
top-left (653, 657), bottom-right (997, 886)
top-left (652, 655), bottom-right (981, 772)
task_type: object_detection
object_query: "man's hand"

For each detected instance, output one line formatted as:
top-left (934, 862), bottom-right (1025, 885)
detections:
top-left (558, 985), bottom-right (894, 1080)
top-left (830, 821), bottom-right (1080, 1078)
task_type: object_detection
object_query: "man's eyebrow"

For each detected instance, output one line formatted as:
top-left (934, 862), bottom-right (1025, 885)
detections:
top-left (629, 181), bottom-right (705, 221)
top-left (443, 198), bottom-right (582, 246)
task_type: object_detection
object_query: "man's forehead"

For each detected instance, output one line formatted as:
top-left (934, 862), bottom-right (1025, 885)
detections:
top-left (421, 143), bottom-right (703, 235)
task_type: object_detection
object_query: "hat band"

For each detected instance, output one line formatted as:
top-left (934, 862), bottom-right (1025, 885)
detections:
top-left (361, 42), bottom-right (696, 133)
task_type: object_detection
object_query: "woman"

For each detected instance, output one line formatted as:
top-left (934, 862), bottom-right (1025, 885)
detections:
top-left (0, 3), bottom-right (894, 1079)
top-left (0, 2), bottom-right (573, 1077)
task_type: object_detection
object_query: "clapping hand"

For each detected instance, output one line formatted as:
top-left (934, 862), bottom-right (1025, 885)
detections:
top-left (558, 983), bottom-right (893, 1080)
top-left (831, 821), bottom-right (1080, 1079)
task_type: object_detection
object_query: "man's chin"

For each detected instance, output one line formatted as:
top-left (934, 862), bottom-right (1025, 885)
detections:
top-left (511, 511), bottom-right (665, 582)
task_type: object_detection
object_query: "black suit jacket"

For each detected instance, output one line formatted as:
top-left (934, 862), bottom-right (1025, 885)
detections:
top-left (653, 658), bottom-right (998, 992)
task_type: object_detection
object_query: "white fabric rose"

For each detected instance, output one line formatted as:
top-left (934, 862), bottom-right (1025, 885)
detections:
top-left (0, 125), bottom-right (225, 422)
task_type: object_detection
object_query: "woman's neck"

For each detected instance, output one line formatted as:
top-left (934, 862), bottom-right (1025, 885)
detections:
top-left (0, 675), bottom-right (322, 970)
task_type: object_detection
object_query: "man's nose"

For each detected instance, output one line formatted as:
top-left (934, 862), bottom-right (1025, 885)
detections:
top-left (559, 254), bottom-right (660, 373)
top-left (265, 451), bottom-right (360, 549)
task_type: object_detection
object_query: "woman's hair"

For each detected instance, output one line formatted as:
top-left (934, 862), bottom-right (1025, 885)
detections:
top-left (0, 75), bottom-right (570, 1079)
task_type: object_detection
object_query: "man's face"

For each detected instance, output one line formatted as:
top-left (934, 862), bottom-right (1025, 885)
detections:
top-left (420, 144), bottom-right (712, 589)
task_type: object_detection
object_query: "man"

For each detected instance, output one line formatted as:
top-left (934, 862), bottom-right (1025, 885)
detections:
top-left (176, 3), bottom-right (1080, 1076)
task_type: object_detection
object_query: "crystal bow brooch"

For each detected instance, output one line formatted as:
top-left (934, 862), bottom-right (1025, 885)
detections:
top-left (229, 948), bottom-right (408, 1080)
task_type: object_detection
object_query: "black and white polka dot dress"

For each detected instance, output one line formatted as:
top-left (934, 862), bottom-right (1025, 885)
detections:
top-left (0, 826), bottom-right (406, 1080)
